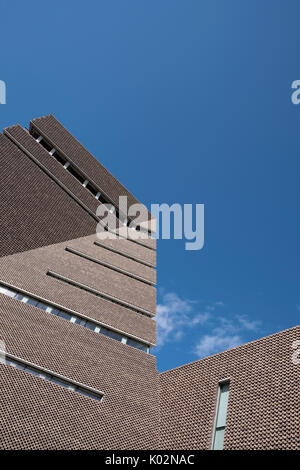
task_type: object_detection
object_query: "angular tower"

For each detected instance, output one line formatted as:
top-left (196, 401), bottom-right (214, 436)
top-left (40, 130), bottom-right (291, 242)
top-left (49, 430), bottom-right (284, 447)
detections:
top-left (0, 115), bottom-right (299, 450)
top-left (0, 115), bottom-right (159, 449)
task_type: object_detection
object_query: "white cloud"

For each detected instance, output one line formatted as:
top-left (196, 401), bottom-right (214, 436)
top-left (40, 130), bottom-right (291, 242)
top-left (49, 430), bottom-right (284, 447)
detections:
top-left (194, 314), bottom-right (261, 358)
top-left (157, 291), bottom-right (262, 360)
top-left (195, 334), bottom-right (242, 358)
top-left (156, 292), bottom-right (210, 347)
top-left (212, 317), bottom-right (238, 336)
top-left (206, 305), bottom-right (215, 311)
top-left (191, 312), bottom-right (211, 326)
top-left (236, 315), bottom-right (261, 331)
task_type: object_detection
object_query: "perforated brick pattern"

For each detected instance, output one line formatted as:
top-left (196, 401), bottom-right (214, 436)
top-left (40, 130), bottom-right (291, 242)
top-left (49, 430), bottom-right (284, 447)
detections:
top-left (159, 326), bottom-right (300, 450)
top-left (0, 296), bottom-right (159, 449)
top-left (0, 134), bottom-right (97, 258)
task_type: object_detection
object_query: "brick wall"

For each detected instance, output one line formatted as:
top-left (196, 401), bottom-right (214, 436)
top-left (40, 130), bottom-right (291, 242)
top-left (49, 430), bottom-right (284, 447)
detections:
top-left (0, 296), bottom-right (160, 449)
top-left (0, 115), bottom-right (158, 449)
top-left (1, 115), bottom-right (298, 451)
top-left (159, 325), bottom-right (300, 450)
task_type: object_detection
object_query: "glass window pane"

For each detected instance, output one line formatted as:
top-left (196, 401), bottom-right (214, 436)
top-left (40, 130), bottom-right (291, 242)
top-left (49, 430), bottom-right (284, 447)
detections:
top-left (101, 327), bottom-right (122, 341)
top-left (77, 388), bottom-right (99, 400)
top-left (57, 311), bottom-right (71, 321)
top-left (216, 382), bottom-right (230, 428)
top-left (37, 302), bottom-right (48, 310)
top-left (15, 293), bottom-right (25, 301)
top-left (86, 321), bottom-right (95, 331)
top-left (5, 359), bottom-right (15, 366)
top-left (50, 376), bottom-right (69, 388)
top-left (0, 286), bottom-right (16, 297)
top-left (27, 367), bottom-right (41, 376)
top-left (126, 338), bottom-right (148, 352)
top-left (213, 428), bottom-right (225, 450)
top-left (50, 308), bottom-right (60, 316)
top-left (26, 298), bottom-right (38, 307)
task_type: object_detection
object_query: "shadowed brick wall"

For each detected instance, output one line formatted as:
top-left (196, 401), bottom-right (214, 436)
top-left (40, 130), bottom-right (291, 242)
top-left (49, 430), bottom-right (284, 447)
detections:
top-left (0, 115), bottom-right (159, 449)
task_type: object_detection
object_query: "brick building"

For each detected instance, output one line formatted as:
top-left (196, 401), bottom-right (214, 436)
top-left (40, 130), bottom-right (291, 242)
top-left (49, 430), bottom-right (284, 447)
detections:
top-left (0, 115), bottom-right (299, 450)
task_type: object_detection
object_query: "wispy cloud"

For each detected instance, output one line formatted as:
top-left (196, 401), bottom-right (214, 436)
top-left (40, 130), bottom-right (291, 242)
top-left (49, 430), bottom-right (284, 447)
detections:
top-left (156, 292), bottom-right (210, 347)
top-left (237, 315), bottom-right (261, 331)
top-left (195, 334), bottom-right (242, 358)
top-left (157, 290), bottom-right (262, 359)
top-left (194, 313), bottom-right (261, 358)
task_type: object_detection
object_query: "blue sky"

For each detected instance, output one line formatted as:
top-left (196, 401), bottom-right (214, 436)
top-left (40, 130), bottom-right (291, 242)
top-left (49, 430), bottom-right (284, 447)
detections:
top-left (0, 0), bottom-right (300, 372)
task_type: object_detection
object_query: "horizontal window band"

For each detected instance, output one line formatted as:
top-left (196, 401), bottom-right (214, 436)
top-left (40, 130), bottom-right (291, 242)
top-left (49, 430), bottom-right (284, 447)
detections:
top-left (65, 246), bottom-right (155, 286)
top-left (0, 281), bottom-right (154, 352)
top-left (93, 241), bottom-right (156, 269)
top-left (109, 229), bottom-right (156, 252)
top-left (4, 129), bottom-right (100, 222)
top-left (30, 126), bottom-right (155, 244)
top-left (1, 352), bottom-right (104, 402)
top-left (5, 129), bottom-right (154, 252)
top-left (31, 127), bottom-right (121, 211)
top-left (47, 271), bottom-right (156, 318)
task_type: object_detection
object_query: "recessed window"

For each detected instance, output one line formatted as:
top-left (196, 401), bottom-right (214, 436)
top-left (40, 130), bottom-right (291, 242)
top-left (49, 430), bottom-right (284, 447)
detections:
top-left (86, 182), bottom-right (98, 197)
top-left (26, 298), bottom-right (38, 307)
top-left (4, 355), bottom-right (103, 402)
top-left (33, 138), bottom-right (143, 235)
top-left (39, 139), bottom-right (53, 152)
top-left (212, 381), bottom-right (230, 450)
top-left (0, 286), bottom-right (16, 297)
top-left (101, 327), bottom-right (123, 342)
top-left (126, 338), bottom-right (149, 353)
top-left (66, 164), bottom-right (85, 184)
top-left (0, 282), bottom-right (151, 354)
top-left (46, 270), bottom-right (153, 318)
top-left (53, 152), bottom-right (67, 166)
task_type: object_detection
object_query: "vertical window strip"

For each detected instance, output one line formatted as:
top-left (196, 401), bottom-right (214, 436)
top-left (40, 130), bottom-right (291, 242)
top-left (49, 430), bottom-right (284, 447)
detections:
top-left (212, 381), bottom-right (230, 450)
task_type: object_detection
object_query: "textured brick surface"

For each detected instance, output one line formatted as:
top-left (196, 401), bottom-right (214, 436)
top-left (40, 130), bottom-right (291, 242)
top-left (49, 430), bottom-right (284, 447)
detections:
top-left (5, 125), bottom-right (101, 216)
top-left (159, 326), bottom-right (300, 450)
top-left (95, 236), bottom-right (156, 267)
top-left (0, 134), bottom-right (97, 258)
top-left (0, 115), bottom-right (298, 451)
top-left (69, 234), bottom-right (156, 284)
top-left (0, 296), bottom-right (160, 449)
top-left (0, 237), bottom-right (156, 344)
top-left (0, 115), bottom-right (159, 450)
top-left (29, 115), bottom-right (153, 227)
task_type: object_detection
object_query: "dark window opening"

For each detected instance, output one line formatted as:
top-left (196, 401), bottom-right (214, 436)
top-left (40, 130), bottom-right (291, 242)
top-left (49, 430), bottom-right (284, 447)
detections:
top-left (53, 152), bottom-right (67, 166)
top-left (86, 182), bottom-right (98, 197)
top-left (39, 139), bottom-right (53, 152)
top-left (66, 165), bottom-right (85, 184)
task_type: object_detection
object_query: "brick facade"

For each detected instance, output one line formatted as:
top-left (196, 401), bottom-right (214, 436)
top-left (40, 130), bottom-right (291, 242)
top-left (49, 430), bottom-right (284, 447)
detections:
top-left (160, 326), bottom-right (300, 450)
top-left (0, 116), bottom-right (298, 450)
